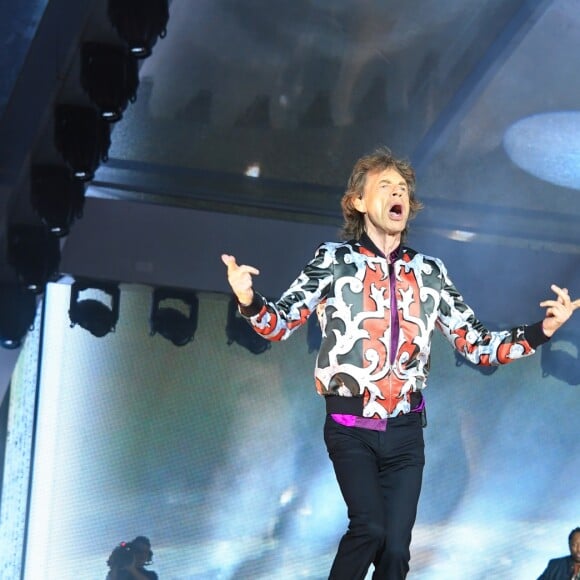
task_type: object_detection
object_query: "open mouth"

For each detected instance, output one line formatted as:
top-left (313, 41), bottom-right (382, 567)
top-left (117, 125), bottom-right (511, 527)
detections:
top-left (389, 203), bottom-right (404, 219)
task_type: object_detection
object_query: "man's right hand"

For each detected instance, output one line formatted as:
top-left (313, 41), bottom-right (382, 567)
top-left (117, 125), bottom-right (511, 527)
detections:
top-left (221, 254), bottom-right (260, 307)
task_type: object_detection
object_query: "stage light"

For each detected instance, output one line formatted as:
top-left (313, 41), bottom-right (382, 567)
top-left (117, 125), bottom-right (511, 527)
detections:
top-left (108, 0), bottom-right (169, 59)
top-left (54, 104), bottom-right (111, 181)
top-left (504, 111), bottom-right (580, 190)
top-left (7, 224), bottom-right (61, 293)
top-left (226, 297), bottom-right (271, 355)
top-left (447, 230), bottom-right (477, 243)
top-left (30, 164), bottom-right (85, 237)
top-left (0, 282), bottom-right (37, 349)
top-left (81, 42), bottom-right (139, 122)
top-left (244, 163), bottom-right (261, 178)
top-left (149, 287), bottom-right (199, 347)
top-left (69, 279), bottom-right (120, 338)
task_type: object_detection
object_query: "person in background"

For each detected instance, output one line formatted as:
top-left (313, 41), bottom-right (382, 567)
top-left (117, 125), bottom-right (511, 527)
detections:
top-left (106, 535), bottom-right (158, 580)
top-left (538, 527), bottom-right (580, 580)
top-left (222, 147), bottom-right (580, 579)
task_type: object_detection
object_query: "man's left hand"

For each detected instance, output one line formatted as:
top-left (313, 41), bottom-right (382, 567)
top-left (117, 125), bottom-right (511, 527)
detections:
top-left (540, 284), bottom-right (580, 337)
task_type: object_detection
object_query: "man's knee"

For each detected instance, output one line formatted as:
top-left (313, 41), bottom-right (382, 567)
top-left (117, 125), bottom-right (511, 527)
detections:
top-left (350, 518), bottom-right (387, 546)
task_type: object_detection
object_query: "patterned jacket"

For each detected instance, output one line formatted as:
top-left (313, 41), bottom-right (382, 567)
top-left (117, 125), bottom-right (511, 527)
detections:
top-left (240, 235), bottom-right (548, 418)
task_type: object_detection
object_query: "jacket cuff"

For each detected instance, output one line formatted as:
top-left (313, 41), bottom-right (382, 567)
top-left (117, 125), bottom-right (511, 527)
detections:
top-left (238, 292), bottom-right (265, 318)
top-left (524, 320), bottom-right (551, 349)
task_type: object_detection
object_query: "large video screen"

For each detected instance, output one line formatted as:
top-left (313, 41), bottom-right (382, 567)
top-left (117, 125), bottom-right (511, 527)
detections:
top-left (21, 281), bottom-right (580, 579)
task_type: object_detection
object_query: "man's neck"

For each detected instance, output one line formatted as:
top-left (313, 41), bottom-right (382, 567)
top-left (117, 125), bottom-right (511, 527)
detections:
top-left (365, 230), bottom-right (402, 258)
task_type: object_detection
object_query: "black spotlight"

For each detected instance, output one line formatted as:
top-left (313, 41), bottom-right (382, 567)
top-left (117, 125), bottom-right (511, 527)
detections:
top-left (69, 279), bottom-right (120, 338)
top-left (150, 287), bottom-right (199, 347)
top-left (226, 297), bottom-right (271, 355)
top-left (108, 0), bottom-right (169, 59)
top-left (7, 224), bottom-right (61, 293)
top-left (0, 282), bottom-right (37, 349)
top-left (54, 104), bottom-right (111, 181)
top-left (81, 42), bottom-right (139, 122)
top-left (31, 164), bottom-right (85, 237)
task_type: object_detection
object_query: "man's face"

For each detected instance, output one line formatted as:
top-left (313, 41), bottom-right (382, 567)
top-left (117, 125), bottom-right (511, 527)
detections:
top-left (354, 167), bottom-right (410, 239)
top-left (570, 532), bottom-right (580, 563)
top-left (132, 542), bottom-right (151, 567)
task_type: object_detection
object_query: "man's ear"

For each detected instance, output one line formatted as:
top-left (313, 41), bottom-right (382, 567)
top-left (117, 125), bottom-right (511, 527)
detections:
top-left (352, 195), bottom-right (366, 213)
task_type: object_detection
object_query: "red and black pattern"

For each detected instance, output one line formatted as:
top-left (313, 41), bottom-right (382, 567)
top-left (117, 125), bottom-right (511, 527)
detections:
top-left (246, 239), bottom-right (537, 418)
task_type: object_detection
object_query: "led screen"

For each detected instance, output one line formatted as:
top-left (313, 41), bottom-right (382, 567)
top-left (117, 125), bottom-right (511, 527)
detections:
top-left (21, 282), bottom-right (580, 579)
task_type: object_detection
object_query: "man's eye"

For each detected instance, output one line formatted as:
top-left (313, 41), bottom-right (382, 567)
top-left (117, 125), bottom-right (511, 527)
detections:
top-left (379, 182), bottom-right (407, 191)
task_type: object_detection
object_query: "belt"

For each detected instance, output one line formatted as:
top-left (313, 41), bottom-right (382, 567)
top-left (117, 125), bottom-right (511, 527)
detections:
top-left (327, 393), bottom-right (426, 432)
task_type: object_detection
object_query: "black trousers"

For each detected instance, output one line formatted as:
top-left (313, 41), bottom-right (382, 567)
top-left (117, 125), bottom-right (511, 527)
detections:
top-left (323, 412), bottom-right (425, 580)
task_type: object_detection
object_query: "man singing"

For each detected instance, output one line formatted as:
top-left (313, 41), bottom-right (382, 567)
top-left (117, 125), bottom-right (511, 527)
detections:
top-left (222, 147), bottom-right (579, 579)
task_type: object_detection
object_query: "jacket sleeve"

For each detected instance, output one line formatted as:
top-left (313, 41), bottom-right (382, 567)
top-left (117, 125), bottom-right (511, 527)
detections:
top-left (239, 243), bottom-right (334, 341)
top-left (435, 258), bottom-right (549, 366)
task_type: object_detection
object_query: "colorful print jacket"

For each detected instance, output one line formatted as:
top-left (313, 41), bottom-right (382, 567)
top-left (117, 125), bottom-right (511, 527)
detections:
top-left (240, 235), bottom-right (547, 418)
